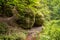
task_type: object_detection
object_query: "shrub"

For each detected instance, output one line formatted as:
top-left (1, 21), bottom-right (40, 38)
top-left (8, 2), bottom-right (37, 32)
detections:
top-left (39, 20), bottom-right (60, 40)
top-left (0, 22), bottom-right (8, 35)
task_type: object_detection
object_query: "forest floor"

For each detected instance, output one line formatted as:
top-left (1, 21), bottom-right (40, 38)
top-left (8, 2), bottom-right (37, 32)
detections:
top-left (0, 17), bottom-right (42, 40)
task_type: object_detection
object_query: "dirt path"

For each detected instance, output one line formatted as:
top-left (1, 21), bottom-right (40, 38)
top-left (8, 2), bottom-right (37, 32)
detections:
top-left (26, 27), bottom-right (43, 40)
top-left (0, 17), bottom-right (43, 40)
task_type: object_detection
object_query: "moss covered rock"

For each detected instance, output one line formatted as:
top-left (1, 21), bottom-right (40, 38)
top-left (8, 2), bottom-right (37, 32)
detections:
top-left (0, 5), bottom-right (13, 17)
top-left (16, 8), bottom-right (35, 29)
top-left (35, 13), bottom-right (44, 26)
top-left (3, 5), bottom-right (13, 17)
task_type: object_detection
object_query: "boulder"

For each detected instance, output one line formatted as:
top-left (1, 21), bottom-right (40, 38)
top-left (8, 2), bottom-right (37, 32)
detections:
top-left (16, 8), bottom-right (35, 29)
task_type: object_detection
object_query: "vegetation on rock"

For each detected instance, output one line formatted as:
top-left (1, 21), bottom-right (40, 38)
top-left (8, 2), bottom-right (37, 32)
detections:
top-left (0, 0), bottom-right (13, 17)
